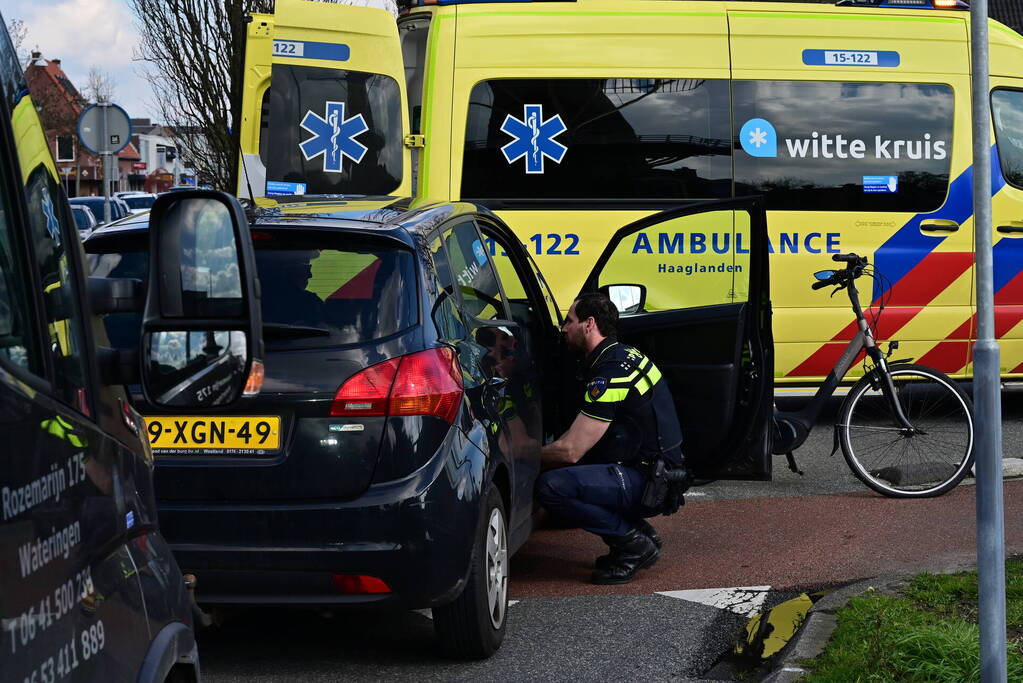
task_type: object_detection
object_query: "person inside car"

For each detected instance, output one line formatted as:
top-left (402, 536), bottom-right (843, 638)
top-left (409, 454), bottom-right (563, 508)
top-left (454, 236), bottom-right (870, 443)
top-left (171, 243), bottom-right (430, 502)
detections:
top-left (537, 292), bottom-right (686, 585)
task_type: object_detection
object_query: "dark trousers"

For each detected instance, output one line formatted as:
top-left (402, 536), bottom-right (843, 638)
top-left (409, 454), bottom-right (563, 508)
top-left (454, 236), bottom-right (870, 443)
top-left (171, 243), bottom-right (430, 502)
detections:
top-left (536, 463), bottom-right (648, 538)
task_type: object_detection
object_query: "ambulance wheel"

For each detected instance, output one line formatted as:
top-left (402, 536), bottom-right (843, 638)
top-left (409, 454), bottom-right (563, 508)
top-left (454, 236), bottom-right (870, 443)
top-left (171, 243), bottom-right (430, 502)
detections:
top-left (433, 485), bottom-right (508, 659)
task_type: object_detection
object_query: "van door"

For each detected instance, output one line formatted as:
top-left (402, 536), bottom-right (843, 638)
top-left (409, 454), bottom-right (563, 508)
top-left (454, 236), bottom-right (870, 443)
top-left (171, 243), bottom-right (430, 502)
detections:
top-left (0, 75), bottom-right (153, 677)
top-left (238, 0), bottom-right (410, 200)
top-left (583, 198), bottom-right (774, 480)
top-left (729, 9), bottom-right (972, 383)
top-left (987, 82), bottom-right (1023, 378)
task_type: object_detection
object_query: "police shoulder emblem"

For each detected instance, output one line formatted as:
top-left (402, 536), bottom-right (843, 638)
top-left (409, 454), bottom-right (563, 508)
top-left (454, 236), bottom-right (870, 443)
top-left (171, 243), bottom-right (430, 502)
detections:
top-left (587, 376), bottom-right (608, 399)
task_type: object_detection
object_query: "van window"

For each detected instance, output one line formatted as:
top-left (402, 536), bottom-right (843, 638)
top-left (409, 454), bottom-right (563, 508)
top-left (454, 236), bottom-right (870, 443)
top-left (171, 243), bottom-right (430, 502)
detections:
top-left (992, 89), bottom-right (1023, 189)
top-left (0, 167), bottom-right (41, 373)
top-left (25, 167), bottom-right (91, 410)
top-left (462, 78), bottom-right (731, 201)
top-left (399, 16), bottom-right (430, 135)
top-left (733, 81), bottom-right (954, 212)
top-left (262, 64), bottom-right (403, 197)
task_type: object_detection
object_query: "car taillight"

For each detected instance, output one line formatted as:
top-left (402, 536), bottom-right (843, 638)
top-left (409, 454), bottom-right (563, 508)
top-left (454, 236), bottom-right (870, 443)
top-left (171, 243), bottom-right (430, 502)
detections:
top-left (331, 574), bottom-right (391, 594)
top-left (330, 357), bottom-right (400, 417)
top-left (329, 348), bottom-right (463, 423)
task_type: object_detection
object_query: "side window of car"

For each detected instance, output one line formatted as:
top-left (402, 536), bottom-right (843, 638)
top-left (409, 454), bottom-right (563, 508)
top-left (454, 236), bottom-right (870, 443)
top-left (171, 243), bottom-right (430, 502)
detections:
top-left (428, 232), bottom-right (467, 341)
top-left (0, 165), bottom-right (43, 374)
top-left (479, 224), bottom-right (544, 332)
top-left (444, 220), bottom-right (508, 322)
top-left (24, 167), bottom-right (92, 411)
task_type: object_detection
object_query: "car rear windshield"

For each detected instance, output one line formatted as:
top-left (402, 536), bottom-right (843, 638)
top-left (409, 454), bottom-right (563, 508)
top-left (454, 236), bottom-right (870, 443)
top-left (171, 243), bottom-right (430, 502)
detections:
top-left (87, 231), bottom-right (418, 351)
top-left (260, 64), bottom-right (403, 197)
top-left (124, 196), bottom-right (155, 209)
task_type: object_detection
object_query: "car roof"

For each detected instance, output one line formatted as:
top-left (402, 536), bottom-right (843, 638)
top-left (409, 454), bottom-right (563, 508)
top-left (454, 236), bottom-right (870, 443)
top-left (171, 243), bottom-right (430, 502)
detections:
top-left (85, 196), bottom-right (485, 244)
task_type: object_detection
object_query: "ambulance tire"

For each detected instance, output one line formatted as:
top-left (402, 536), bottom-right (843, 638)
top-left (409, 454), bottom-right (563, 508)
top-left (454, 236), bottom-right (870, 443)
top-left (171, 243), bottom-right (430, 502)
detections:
top-left (433, 486), bottom-right (508, 659)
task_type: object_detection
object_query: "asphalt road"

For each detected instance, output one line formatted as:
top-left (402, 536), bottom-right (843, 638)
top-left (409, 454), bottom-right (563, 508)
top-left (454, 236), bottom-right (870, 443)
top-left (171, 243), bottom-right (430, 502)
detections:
top-left (198, 386), bottom-right (1023, 682)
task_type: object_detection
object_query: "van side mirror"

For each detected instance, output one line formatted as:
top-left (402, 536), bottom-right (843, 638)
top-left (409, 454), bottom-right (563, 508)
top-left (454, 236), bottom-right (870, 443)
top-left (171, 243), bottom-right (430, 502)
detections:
top-left (600, 284), bottom-right (647, 314)
top-left (141, 190), bottom-right (263, 408)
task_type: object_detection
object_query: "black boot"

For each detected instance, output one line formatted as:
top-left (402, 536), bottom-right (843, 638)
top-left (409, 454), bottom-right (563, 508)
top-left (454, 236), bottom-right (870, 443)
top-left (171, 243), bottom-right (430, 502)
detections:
top-left (594, 519), bottom-right (662, 570)
top-left (591, 528), bottom-right (659, 585)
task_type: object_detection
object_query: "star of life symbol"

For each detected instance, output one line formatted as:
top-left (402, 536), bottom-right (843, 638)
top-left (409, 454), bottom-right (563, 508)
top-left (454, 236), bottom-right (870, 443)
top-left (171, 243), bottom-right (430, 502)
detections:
top-left (41, 193), bottom-right (61, 244)
top-left (500, 104), bottom-right (567, 174)
top-left (748, 127), bottom-right (769, 149)
top-left (299, 101), bottom-right (368, 173)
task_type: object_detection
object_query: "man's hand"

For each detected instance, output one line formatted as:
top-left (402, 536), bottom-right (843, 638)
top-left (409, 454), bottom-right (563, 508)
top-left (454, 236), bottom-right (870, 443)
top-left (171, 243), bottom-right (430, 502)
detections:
top-left (541, 413), bottom-right (610, 469)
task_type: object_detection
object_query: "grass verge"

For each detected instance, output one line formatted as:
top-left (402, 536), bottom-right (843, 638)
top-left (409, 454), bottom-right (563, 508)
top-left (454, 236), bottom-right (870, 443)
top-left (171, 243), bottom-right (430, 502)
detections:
top-left (801, 559), bottom-right (1023, 682)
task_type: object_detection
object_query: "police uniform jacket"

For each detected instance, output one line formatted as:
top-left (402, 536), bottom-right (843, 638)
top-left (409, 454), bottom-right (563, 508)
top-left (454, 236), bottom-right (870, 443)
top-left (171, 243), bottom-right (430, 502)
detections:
top-left (578, 337), bottom-right (684, 469)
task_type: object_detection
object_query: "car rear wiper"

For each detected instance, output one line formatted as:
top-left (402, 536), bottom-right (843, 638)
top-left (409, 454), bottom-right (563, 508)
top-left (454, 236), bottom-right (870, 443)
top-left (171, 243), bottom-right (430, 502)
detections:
top-left (262, 323), bottom-right (331, 339)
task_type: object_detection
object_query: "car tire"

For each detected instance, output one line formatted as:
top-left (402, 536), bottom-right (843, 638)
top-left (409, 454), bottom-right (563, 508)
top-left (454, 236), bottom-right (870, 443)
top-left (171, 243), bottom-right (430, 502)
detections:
top-left (433, 484), bottom-right (508, 659)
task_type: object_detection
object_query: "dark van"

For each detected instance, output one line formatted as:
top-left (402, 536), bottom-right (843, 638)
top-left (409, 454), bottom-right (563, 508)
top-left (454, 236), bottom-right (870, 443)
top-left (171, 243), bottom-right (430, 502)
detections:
top-left (0, 14), bottom-right (266, 680)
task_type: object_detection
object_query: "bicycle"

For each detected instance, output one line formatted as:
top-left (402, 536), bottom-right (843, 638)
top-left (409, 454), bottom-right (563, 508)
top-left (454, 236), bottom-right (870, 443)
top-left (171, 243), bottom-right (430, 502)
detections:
top-left (772, 253), bottom-right (975, 498)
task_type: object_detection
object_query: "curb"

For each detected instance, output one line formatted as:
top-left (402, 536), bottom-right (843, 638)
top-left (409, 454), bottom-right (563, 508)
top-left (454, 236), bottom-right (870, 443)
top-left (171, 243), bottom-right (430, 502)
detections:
top-left (760, 575), bottom-right (908, 682)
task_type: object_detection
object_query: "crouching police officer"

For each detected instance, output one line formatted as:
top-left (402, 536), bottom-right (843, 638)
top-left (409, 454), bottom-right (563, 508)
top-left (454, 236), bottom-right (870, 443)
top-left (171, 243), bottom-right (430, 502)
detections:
top-left (538, 292), bottom-right (686, 585)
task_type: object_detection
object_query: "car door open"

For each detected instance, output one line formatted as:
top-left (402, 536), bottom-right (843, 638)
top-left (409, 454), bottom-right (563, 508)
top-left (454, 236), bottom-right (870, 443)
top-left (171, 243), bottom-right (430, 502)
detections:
top-left (583, 197), bottom-right (774, 480)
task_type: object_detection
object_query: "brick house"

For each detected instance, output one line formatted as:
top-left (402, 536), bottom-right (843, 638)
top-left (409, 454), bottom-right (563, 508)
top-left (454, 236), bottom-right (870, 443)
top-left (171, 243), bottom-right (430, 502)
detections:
top-left (24, 52), bottom-right (144, 197)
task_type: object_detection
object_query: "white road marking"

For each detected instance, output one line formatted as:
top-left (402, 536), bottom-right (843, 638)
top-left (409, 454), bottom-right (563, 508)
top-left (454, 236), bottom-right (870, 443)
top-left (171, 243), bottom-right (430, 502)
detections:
top-left (656, 586), bottom-right (771, 617)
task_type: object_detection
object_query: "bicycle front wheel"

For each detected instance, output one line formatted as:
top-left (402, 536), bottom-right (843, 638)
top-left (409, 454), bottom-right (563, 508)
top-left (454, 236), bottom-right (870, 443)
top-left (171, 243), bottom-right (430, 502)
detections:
top-left (839, 363), bottom-right (974, 498)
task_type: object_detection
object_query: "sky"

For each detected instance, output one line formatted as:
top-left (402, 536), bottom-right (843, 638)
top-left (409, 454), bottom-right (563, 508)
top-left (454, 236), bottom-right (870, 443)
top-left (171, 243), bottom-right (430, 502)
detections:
top-left (6, 0), bottom-right (159, 120)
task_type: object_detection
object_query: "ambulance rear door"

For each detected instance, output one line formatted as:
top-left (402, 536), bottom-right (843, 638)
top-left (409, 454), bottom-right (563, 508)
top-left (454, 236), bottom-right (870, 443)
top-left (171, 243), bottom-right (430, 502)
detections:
top-left (239, 0), bottom-right (410, 201)
top-left (728, 6), bottom-right (972, 383)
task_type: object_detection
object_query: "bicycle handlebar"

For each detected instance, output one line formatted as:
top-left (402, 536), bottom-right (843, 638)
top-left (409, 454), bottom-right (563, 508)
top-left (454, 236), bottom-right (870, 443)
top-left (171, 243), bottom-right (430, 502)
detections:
top-left (811, 279), bottom-right (833, 290)
top-left (832, 253), bottom-right (868, 266)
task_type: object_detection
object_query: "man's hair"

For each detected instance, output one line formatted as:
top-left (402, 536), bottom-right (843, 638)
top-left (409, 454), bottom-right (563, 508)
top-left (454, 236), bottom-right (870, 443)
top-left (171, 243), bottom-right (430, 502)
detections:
top-left (574, 291), bottom-right (618, 337)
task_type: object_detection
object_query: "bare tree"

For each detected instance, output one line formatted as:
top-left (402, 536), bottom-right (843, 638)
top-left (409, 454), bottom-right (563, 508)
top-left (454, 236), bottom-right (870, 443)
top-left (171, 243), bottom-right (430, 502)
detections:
top-left (128, 0), bottom-right (274, 190)
top-left (84, 66), bottom-right (117, 103)
top-left (5, 17), bottom-right (30, 66)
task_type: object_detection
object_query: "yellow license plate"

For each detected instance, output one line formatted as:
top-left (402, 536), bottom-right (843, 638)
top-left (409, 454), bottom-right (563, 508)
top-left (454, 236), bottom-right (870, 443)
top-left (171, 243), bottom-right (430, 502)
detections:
top-left (144, 416), bottom-right (281, 452)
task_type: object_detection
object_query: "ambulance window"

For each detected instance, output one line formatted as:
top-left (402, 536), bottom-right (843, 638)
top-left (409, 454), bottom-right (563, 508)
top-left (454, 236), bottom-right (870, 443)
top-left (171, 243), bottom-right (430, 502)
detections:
top-left (992, 89), bottom-right (1023, 189)
top-left (733, 81), bottom-right (954, 212)
top-left (399, 16), bottom-right (430, 135)
top-left (462, 78), bottom-right (731, 201)
top-left (24, 167), bottom-right (91, 411)
top-left (263, 64), bottom-right (403, 197)
top-left (445, 221), bottom-right (507, 321)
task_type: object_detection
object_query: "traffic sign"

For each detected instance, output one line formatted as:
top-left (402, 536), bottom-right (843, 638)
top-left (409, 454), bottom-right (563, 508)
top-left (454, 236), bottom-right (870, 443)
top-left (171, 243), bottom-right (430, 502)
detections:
top-left (77, 103), bottom-right (132, 155)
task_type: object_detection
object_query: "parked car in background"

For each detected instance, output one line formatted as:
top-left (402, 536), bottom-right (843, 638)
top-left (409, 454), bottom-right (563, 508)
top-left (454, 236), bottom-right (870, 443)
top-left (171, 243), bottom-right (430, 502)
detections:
top-left (120, 192), bottom-right (156, 215)
top-left (70, 202), bottom-right (98, 237)
top-left (69, 195), bottom-right (129, 226)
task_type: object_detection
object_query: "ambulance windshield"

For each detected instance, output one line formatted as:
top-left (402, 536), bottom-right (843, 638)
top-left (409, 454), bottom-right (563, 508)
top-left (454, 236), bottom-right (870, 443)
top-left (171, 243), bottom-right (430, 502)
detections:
top-left (261, 64), bottom-right (403, 197)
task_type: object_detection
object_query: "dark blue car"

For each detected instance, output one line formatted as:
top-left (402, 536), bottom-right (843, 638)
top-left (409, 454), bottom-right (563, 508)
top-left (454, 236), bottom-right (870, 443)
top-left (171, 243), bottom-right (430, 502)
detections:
top-left (83, 194), bottom-right (774, 658)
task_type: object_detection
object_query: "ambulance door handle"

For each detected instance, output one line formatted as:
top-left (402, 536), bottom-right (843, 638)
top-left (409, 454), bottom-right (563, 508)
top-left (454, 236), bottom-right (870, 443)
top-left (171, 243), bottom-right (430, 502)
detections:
top-left (919, 219), bottom-right (960, 233)
top-left (996, 222), bottom-right (1023, 234)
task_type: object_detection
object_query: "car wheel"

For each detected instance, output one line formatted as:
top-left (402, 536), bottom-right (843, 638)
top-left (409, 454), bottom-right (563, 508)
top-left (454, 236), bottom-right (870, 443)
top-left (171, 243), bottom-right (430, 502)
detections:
top-left (433, 484), bottom-right (508, 659)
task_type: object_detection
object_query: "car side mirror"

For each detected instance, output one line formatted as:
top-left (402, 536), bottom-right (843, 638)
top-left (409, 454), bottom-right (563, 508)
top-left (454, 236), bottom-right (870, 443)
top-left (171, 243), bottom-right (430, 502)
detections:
top-left (141, 190), bottom-right (263, 408)
top-left (600, 284), bottom-right (647, 314)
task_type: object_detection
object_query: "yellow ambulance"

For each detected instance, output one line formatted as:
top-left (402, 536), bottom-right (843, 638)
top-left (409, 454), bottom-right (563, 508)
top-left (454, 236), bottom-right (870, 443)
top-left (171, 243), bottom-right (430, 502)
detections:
top-left (238, 0), bottom-right (1023, 384)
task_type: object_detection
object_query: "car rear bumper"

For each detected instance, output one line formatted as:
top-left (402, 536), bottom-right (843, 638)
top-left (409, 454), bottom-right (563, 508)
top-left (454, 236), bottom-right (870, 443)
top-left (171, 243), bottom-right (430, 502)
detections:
top-left (157, 427), bottom-right (488, 609)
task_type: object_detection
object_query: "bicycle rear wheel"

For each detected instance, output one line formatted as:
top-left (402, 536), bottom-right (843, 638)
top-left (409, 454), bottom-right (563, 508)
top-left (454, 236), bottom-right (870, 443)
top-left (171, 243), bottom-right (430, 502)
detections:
top-left (839, 363), bottom-right (974, 498)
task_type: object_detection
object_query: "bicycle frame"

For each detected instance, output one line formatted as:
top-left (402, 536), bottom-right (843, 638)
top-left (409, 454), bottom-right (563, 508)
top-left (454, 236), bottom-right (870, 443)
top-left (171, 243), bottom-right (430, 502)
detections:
top-left (777, 268), bottom-right (915, 445)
